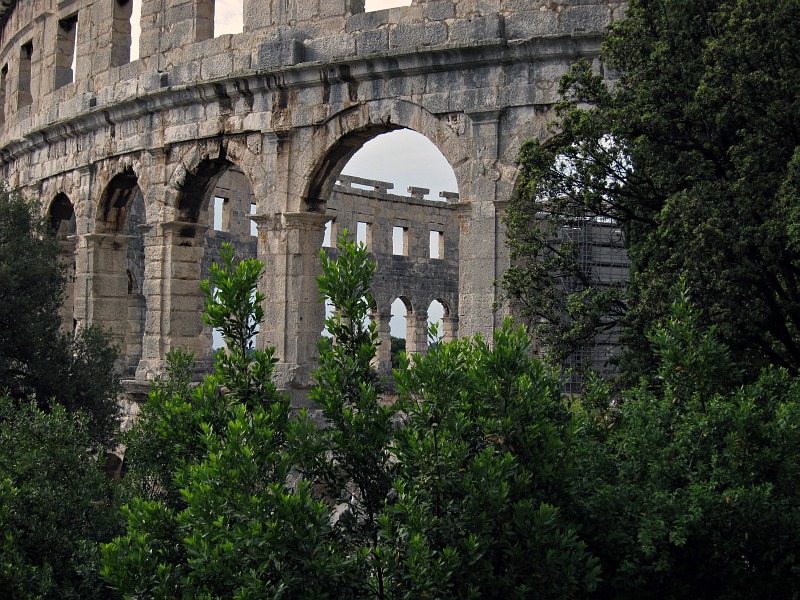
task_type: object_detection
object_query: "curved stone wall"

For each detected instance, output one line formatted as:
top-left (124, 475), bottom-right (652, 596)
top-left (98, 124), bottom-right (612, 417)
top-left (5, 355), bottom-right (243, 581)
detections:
top-left (0, 0), bottom-right (622, 397)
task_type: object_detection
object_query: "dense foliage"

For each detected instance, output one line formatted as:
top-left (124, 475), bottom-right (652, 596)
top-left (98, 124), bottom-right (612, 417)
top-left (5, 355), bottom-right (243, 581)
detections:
top-left (572, 289), bottom-right (800, 598)
top-left (0, 399), bottom-right (121, 600)
top-left (104, 244), bottom-right (350, 598)
top-left (0, 187), bottom-right (120, 445)
top-left (0, 187), bottom-right (123, 599)
top-left (503, 0), bottom-right (800, 384)
top-left (104, 231), bottom-right (800, 598)
top-left (103, 239), bottom-right (601, 599)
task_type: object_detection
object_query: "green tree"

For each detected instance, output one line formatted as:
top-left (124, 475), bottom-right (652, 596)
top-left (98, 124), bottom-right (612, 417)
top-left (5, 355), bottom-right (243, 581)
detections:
top-left (296, 233), bottom-right (399, 598)
top-left (381, 321), bottom-right (600, 599)
top-left (0, 188), bottom-right (123, 599)
top-left (504, 0), bottom-right (800, 383)
top-left (0, 398), bottom-right (121, 600)
top-left (571, 288), bottom-right (800, 598)
top-left (0, 187), bottom-right (119, 445)
top-left (103, 244), bottom-right (351, 598)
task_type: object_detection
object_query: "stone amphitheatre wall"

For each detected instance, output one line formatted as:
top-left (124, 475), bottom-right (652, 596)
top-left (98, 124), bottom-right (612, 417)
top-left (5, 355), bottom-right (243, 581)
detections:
top-left (0, 0), bottom-right (623, 399)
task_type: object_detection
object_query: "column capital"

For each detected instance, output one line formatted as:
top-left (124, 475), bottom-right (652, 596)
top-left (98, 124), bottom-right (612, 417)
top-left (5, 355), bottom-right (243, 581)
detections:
top-left (160, 220), bottom-right (209, 238)
top-left (81, 232), bottom-right (136, 246)
top-left (283, 211), bottom-right (329, 231)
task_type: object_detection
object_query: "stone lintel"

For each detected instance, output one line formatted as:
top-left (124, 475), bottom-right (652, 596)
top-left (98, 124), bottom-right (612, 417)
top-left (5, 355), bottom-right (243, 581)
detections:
top-left (407, 186), bottom-right (430, 199)
top-left (82, 232), bottom-right (136, 245)
top-left (440, 191), bottom-right (460, 204)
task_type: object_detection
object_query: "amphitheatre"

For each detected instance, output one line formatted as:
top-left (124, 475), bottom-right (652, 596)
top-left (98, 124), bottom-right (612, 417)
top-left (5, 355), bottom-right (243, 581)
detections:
top-left (0, 0), bottom-right (627, 403)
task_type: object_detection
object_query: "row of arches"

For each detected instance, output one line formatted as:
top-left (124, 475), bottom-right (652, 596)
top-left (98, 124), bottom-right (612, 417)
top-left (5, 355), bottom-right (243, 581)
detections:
top-left (48, 155), bottom-right (258, 377)
top-left (45, 124), bottom-right (461, 382)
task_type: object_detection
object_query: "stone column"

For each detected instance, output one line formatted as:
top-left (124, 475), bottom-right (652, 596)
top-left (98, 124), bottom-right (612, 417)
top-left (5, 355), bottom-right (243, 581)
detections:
top-left (255, 211), bottom-right (328, 400)
top-left (136, 220), bottom-right (209, 380)
top-left (375, 311), bottom-right (392, 375)
top-left (407, 311), bottom-right (429, 356)
top-left (443, 314), bottom-right (458, 344)
top-left (163, 221), bottom-right (210, 365)
top-left (458, 109), bottom-right (504, 340)
top-left (58, 237), bottom-right (77, 333)
top-left (136, 224), bottom-right (163, 381)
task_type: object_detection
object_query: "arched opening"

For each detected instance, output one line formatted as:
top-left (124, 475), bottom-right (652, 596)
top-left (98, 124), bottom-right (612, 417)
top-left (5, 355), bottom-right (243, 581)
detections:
top-left (340, 129), bottom-right (458, 201)
top-left (390, 297), bottom-right (409, 368)
top-left (304, 124), bottom-right (461, 381)
top-left (48, 193), bottom-right (77, 332)
top-left (93, 171), bottom-right (146, 376)
top-left (174, 158), bottom-right (257, 368)
top-left (427, 299), bottom-right (456, 345)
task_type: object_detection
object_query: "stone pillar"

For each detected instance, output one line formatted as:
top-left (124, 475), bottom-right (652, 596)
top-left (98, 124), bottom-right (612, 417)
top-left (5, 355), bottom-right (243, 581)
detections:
top-left (458, 109), bottom-right (504, 340)
top-left (136, 224), bottom-right (164, 381)
top-left (244, 0), bottom-right (289, 31)
top-left (138, 0), bottom-right (165, 61)
top-left (163, 221), bottom-right (210, 365)
top-left (255, 211), bottom-right (328, 399)
top-left (375, 311), bottom-right (392, 375)
top-left (136, 220), bottom-right (209, 380)
top-left (443, 314), bottom-right (458, 344)
top-left (140, 0), bottom-right (211, 67)
top-left (58, 237), bottom-right (77, 333)
top-left (407, 311), bottom-right (429, 356)
top-left (83, 233), bottom-right (135, 366)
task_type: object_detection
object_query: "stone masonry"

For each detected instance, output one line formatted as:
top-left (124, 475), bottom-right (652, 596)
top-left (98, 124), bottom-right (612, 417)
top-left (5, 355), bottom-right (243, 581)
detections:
top-left (0, 0), bottom-right (624, 400)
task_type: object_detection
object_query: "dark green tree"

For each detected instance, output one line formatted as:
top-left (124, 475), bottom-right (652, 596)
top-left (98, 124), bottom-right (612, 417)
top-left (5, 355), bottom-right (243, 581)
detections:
top-left (297, 232), bottom-right (399, 599)
top-left (382, 321), bottom-right (600, 599)
top-left (503, 0), bottom-right (800, 384)
top-left (0, 398), bottom-right (121, 600)
top-left (0, 187), bottom-right (120, 445)
top-left (571, 289), bottom-right (800, 598)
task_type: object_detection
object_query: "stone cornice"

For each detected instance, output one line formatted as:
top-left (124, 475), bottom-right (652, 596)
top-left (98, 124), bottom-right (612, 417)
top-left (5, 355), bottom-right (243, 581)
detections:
top-left (0, 33), bottom-right (602, 165)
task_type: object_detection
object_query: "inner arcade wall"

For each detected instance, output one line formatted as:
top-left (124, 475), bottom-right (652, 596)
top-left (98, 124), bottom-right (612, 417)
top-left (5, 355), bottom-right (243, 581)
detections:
top-left (0, 0), bottom-right (623, 399)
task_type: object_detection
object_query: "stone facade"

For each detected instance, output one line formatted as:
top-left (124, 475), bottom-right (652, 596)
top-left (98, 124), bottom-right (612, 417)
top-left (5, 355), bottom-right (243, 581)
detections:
top-left (0, 0), bottom-right (624, 399)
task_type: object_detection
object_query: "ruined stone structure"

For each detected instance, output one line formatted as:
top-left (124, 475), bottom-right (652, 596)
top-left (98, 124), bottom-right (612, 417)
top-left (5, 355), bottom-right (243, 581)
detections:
top-left (0, 0), bottom-right (624, 399)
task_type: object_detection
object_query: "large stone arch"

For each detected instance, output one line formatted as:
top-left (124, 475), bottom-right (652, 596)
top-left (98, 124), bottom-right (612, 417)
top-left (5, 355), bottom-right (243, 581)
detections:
top-left (154, 139), bottom-right (263, 368)
top-left (84, 164), bottom-right (148, 376)
top-left (257, 100), bottom-right (468, 394)
top-left (296, 99), bottom-right (470, 211)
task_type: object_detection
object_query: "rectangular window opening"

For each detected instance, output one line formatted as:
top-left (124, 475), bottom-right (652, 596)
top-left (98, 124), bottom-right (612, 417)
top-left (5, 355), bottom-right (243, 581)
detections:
top-left (213, 196), bottom-right (227, 231)
top-left (55, 15), bottom-right (78, 90)
top-left (130, 0), bottom-right (141, 61)
top-left (18, 41), bottom-right (33, 110)
top-left (249, 203), bottom-right (257, 237)
top-left (111, 0), bottom-right (139, 66)
top-left (0, 64), bottom-right (7, 125)
top-left (356, 221), bottom-right (371, 249)
top-left (322, 219), bottom-right (333, 248)
top-left (393, 226), bottom-right (408, 256)
top-left (215, 0), bottom-right (244, 37)
top-left (430, 230), bottom-right (443, 259)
